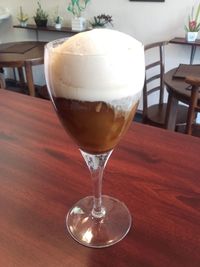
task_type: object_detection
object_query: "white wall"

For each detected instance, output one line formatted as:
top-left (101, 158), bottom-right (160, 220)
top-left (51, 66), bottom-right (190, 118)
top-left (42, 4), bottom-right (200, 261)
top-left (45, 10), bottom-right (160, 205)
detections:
top-left (0, 0), bottom-right (196, 43)
top-left (0, 0), bottom-right (199, 109)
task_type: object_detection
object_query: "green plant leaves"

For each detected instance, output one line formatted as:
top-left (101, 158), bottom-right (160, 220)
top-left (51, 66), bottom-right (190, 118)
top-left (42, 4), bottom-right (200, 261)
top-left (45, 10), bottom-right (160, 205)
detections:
top-left (67, 0), bottom-right (90, 17)
top-left (195, 3), bottom-right (200, 23)
top-left (186, 3), bottom-right (200, 32)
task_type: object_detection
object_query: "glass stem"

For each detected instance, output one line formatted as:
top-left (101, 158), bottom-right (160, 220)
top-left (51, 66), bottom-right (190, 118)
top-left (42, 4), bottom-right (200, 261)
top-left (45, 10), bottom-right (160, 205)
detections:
top-left (80, 150), bottom-right (113, 218)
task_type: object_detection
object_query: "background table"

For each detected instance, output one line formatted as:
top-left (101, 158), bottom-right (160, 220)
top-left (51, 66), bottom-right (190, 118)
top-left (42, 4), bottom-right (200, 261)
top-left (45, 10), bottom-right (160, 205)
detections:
top-left (0, 90), bottom-right (200, 267)
top-left (169, 37), bottom-right (200, 64)
top-left (0, 41), bottom-right (45, 96)
top-left (164, 67), bottom-right (200, 130)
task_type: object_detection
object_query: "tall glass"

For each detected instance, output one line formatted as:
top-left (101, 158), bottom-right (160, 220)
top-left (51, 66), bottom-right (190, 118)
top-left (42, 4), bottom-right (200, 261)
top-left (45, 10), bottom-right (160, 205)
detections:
top-left (45, 30), bottom-right (144, 248)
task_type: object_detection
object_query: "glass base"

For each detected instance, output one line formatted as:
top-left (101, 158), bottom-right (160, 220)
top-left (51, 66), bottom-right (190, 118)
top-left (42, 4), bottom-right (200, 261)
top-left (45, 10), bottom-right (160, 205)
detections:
top-left (66, 195), bottom-right (132, 248)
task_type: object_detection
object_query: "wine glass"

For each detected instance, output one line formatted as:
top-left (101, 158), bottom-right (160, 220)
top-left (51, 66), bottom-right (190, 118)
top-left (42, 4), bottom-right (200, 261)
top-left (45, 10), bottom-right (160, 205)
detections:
top-left (44, 29), bottom-right (144, 248)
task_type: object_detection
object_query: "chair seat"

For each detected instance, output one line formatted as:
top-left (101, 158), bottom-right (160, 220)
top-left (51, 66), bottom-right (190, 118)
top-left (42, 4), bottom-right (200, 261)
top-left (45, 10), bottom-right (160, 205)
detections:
top-left (146, 103), bottom-right (188, 127)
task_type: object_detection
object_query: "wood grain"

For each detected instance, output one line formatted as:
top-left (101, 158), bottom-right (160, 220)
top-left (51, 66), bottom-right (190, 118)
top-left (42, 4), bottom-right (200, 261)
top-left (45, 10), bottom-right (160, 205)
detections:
top-left (0, 90), bottom-right (200, 267)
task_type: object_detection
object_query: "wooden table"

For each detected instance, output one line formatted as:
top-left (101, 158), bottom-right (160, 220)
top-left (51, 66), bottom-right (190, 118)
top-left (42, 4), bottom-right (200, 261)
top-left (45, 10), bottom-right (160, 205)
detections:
top-left (169, 37), bottom-right (200, 64)
top-left (0, 41), bottom-right (46, 96)
top-left (164, 67), bottom-right (200, 130)
top-left (0, 90), bottom-right (200, 267)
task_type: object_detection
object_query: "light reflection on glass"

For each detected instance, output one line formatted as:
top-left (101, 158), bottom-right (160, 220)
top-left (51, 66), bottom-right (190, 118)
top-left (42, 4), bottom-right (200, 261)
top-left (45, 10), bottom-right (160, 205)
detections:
top-left (82, 217), bottom-right (89, 224)
top-left (70, 206), bottom-right (84, 215)
top-left (82, 229), bottom-right (93, 243)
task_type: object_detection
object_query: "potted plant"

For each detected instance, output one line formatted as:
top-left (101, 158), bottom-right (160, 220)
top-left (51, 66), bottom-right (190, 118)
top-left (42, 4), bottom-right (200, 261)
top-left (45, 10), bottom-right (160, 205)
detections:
top-left (53, 7), bottom-right (63, 29)
top-left (185, 3), bottom-right (200, 42)
top-left (17, 6), bottom-right (29, 27)
top-left (54, 15), bottom-right (63, 29)
top-left (67, 0), bottom-right (90, 31)
top-left (90, 14), bottom-right (113, 28)
top-left (34, 1), bottom-right (48, 27)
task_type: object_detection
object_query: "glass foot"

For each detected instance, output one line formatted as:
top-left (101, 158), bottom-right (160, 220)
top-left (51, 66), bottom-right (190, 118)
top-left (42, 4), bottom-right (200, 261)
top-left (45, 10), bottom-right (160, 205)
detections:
top-left (66, 195), bottom-right (132, 248)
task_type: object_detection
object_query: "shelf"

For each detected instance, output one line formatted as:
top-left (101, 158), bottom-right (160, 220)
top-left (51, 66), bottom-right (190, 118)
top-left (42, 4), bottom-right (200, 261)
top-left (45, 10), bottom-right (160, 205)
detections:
top-left (13, 24), bottom-right (90, 41)
top-left (13, 24), bottom-right (89, 34)
top-left (169, 37), bottom-right (200, 46)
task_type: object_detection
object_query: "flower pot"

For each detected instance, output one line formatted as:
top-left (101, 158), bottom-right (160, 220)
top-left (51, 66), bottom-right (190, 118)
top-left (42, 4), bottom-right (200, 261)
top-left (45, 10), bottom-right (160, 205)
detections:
top-left (20, 21), bottom-right (27, 27)
top-left (34, 18), bottom-right (48, 27)
top-left (71, 17), bottom-right (86, 31)
top-left (55, 23), bottom-right (62, 29)
top-left (186, 32), bottom-right (198, 42)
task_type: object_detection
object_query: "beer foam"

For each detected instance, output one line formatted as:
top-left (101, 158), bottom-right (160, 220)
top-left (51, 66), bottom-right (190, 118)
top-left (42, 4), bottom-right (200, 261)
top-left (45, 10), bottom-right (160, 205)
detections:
top-left (46, 29), bottom-right (144, 102)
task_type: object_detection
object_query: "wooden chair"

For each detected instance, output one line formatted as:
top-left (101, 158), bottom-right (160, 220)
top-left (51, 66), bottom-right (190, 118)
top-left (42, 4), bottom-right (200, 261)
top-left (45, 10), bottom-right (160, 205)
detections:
top-left (185, 76), bottom-right (200, 136)
top-left (143, 41), bottom-right (188, 128)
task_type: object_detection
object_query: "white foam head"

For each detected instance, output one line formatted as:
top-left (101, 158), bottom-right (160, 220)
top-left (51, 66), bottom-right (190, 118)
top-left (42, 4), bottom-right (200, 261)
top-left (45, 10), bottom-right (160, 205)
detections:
top-left (45, 29), bottom-right (145, 102)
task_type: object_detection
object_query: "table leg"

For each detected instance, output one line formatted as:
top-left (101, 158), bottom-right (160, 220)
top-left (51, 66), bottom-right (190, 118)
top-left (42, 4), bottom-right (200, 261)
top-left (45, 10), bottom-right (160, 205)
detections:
top-left (24, 62), bottom-right (35, 97)
top-left (36, 30), bottom-right (39, 41)
top-left (190, 45), bottom-right (196, 64)
top-left (17, 67), bottom-right (25, 88)
top-left (165, 91), bottom-right (179, 131)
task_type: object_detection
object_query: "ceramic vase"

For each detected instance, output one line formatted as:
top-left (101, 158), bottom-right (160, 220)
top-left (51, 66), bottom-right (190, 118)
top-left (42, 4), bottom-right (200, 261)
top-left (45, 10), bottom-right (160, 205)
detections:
top-left (55, 23), bottom-right (62, 29)
top-left (186, 32), bottom-right (198, 42)
top-left (20, 21), bottom-right (27, 27)
top-left (71, 17), bottom-right (86, 31)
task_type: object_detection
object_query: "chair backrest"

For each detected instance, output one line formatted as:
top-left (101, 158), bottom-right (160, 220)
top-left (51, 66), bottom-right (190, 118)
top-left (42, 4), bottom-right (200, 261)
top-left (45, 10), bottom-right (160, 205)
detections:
top-left (143, 41), bottom-right (168, 119)
top-left (185, 76), bottom-right (200, 135)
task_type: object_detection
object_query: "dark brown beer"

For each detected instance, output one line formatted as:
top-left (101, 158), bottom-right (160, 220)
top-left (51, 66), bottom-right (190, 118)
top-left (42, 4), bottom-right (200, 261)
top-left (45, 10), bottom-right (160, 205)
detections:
top-left (53, 97), bottom-right (138, 154)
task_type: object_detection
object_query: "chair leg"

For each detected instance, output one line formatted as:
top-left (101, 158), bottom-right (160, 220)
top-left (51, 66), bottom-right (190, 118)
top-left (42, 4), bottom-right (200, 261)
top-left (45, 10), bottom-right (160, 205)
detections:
top-left (0, 73), bottom-right (6, 89)
top-left (165, 92), bottom-right (178, 131)
top-left (185, 86), bottom-right (199, 135)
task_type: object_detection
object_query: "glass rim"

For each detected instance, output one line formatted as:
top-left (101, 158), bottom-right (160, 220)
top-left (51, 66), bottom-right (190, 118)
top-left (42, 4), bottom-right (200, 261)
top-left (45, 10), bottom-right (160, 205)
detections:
top-left (45, 37), bottom-right (144, 57)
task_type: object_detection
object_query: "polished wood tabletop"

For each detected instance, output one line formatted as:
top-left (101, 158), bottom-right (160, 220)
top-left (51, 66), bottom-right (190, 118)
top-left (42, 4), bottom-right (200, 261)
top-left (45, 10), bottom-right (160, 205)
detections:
top-left (165, 68), bottom-right (200, 103)
top-left (164, 67), bottom-right (200, 130)
top-left (0, 90), bottom-right (200, 267)
top-left (0, 41), bottom-right (46, 96)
